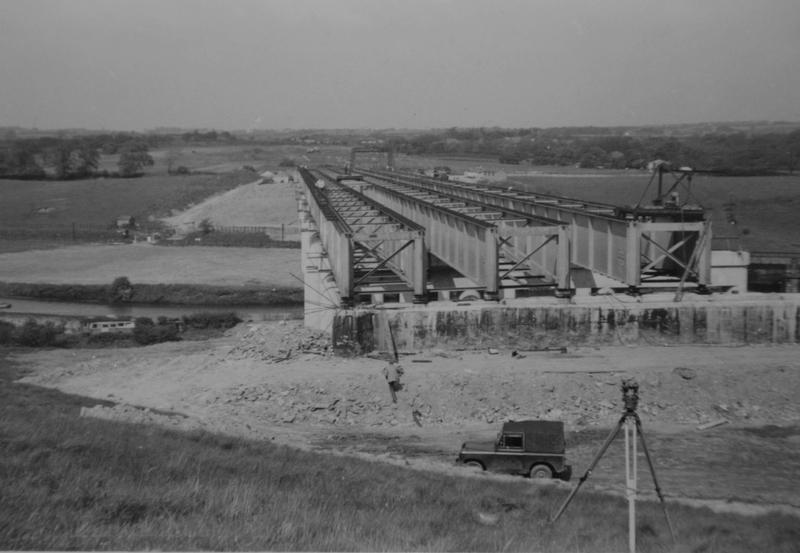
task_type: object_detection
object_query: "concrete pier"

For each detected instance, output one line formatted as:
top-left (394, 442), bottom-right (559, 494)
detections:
top-left (333, 293), bottom-right (800, 355)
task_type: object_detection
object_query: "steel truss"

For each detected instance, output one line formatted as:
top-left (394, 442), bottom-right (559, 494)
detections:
top-left (298, 168), bottom-right (427, 305)
top-left (358, 168), bottom-right (711, 293)
top-left (345, 169), bottom-right (571, 298)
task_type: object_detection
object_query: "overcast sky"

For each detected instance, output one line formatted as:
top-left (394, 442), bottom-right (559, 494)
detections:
top-left (1, 0), bottom-right (799, 131)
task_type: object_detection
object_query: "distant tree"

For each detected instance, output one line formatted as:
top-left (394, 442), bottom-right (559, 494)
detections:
top-left (198, 218), bottom-right (214, 234)
top-left (165, 147), bottom-right (180, 174)
top-left (48, 140), bottom-right (75, 179)
top-left (0, 141), bottom-right (45, 179)
top-left (42, 138), bottom-right (100, 179)
top-left (787, 130), bottom-right (800, 174)
top-left (578, 146), bottom-right (609, 168)
top-left (108, 276), bottom-right (134, 304)
top-left (609, 150), bottom-right (627, 169)
top-left (74, 142), bottom-right (100, 177)
top-left (118, 142), bottom-right (154, 177)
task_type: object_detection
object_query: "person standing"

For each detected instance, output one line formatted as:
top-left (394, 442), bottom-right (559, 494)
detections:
top-left (382, 359), bottom-right (404, 403)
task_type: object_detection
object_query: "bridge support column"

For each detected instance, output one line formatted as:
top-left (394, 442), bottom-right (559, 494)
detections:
top-left (625, 220), bottom-right (641, 295)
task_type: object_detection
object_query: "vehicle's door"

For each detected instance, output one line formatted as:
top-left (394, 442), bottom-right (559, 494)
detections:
top-left (493, 432), bottom-right (527, 474)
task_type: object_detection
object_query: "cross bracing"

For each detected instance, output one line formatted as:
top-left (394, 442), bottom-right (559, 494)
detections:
top-left (298, 167), bottom-right (427, 305)
top-left (355, 168), bottom-right (711, 293)
top-left (299, 163), bottom-right (712, 305)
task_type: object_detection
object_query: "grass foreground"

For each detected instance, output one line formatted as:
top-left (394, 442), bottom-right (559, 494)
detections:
top-left (1, 352), bottom-right (798, 552)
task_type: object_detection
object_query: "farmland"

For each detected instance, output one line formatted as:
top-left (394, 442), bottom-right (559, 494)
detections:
top-left (0, 143), bottom-right (333, 244)
top-left (4, 143), bottom-right (799, 252)
top-left (0, 145), bottom-right (309, 302)
top-left (0, 171), bottom-right (257, 238)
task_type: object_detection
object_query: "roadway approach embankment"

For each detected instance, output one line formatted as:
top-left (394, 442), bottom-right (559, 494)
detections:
top-left (334, 292), bottom-right (800, 354)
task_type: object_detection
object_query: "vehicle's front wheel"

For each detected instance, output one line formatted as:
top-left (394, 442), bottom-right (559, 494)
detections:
top-left (529, 464), bottom-right (553, 479)
top-left (465, 460), bottom-right (484, 471)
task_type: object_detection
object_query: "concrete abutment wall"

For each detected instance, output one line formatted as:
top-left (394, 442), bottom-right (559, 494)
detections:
top-left (332, 295), bottom-right (800, 354)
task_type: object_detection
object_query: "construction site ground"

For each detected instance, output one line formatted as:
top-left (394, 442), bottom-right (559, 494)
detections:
top-left (13, 321), bottom-right (800, 518)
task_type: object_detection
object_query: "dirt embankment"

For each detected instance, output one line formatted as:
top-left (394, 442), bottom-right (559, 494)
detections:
top-left (161, 178), bottom-right (300, 237)
top-left (13, 321), bottom-right (800, 516)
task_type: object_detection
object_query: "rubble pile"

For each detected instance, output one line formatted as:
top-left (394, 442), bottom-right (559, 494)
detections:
top-left (225, 321), bottom-right (332, 362)
top-left (60, 325), bottom-right (798, 435)
top-left (205, 374), bottom-right (435, 428)
top-left (204, 354), bottom-right (799, 431)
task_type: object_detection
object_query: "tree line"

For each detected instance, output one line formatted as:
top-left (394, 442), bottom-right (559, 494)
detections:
top-left (4, 124), bottom-right (800, 179)
top-left (385, 127), bottom-right (800, 175)
top-left (0, 133), bottom-right (157, 180)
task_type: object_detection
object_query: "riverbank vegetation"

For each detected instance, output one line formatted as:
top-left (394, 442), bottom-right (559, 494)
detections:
top-left (0, 353), bottom-right (797, 551)
top-left (0, 312), bottom-right (243, 348)
top-left (0, 281), bottom-right (302, 306)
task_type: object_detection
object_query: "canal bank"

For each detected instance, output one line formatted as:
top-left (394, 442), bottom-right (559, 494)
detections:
top-left (0, 297), bottom-right (302, 321)
top-left (0, 281), bottom-right (303, 307)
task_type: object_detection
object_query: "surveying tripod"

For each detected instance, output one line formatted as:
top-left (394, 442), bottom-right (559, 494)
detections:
top-left (551, 379), bottom-right (676, 553)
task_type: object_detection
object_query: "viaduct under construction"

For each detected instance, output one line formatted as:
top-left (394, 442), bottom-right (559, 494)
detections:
top-left (295, 158), bottom-right (800, 354)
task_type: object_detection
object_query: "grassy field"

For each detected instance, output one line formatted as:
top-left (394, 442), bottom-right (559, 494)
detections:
top-left (94, 144), bottom-right (325, 176)
top-left (0, 144), bottom-right (320, 247)
top-left (1, 353), bottom-right (798, 552)
top-left (145, 144), bottom-right (327, 176)
top-left (0, 171), bottom-right (257, 235)
top-left (0, 238), bottom-right (72, 254)
top-left (0, 244), bottom-right (301, 286)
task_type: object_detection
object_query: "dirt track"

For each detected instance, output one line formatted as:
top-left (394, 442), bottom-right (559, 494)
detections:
top-left (14, 321), bottom-right (800, 517)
